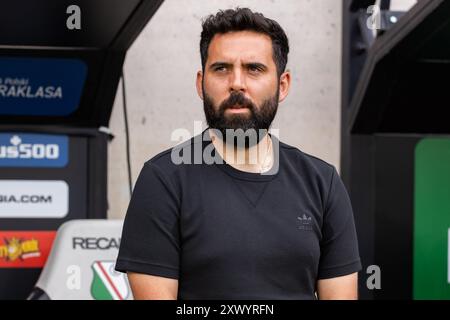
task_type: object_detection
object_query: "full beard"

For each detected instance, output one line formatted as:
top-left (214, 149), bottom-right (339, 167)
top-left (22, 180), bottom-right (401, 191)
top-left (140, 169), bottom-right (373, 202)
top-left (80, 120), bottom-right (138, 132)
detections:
top-left (203, 89), bottom-right (279, 149)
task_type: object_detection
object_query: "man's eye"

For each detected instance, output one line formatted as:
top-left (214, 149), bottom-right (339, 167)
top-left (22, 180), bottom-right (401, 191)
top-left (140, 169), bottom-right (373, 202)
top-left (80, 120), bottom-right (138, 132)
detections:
top-left (214, 66), bottom-right (227, 72)
top-left (248, 66), bottom-right (262, 73)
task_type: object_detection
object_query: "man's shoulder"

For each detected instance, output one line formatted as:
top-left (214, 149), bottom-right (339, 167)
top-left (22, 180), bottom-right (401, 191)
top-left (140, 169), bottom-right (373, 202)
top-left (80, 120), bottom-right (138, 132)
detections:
top-left (278, 139), bottom-right (335, 178)
top-left (144, 135), bottom-right (202, 174)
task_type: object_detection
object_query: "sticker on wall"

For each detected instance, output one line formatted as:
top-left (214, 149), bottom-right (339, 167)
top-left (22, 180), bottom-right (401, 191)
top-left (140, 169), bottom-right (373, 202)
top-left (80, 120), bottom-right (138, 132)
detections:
top-left (0, 180), bottom-right (69, 218)
top-left (0, 231), bottom-right (56, 268)
top-left (414, 138), bottom-right (450, 299)
top-left (0, 57), bottom-right (87, 116)
top-left (0, 133), bottom-right (68, 167)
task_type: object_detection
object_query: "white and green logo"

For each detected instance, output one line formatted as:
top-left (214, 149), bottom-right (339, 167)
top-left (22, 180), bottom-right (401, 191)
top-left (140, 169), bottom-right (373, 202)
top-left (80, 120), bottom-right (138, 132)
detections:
top-left (91, 261), bottom-right (129, 300)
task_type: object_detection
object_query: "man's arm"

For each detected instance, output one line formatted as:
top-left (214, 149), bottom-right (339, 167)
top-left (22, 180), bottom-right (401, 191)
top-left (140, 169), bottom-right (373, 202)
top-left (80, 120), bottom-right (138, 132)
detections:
top-left (127, 272), bottom-right (179, 300)
top-left (316, 272), bottom-right (358, 300)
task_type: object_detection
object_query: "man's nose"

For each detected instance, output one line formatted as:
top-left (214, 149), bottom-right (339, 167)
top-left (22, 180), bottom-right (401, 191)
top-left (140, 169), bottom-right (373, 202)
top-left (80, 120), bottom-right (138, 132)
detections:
top-left (229, 68), bottom-right (246, 93)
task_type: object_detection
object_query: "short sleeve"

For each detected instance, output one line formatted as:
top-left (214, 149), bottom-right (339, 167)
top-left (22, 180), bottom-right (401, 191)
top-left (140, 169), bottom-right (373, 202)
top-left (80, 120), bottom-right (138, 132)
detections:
top-left (317, 167), bottom-right (362, 279)
top-left (115, 161), bottom-right (180, 279)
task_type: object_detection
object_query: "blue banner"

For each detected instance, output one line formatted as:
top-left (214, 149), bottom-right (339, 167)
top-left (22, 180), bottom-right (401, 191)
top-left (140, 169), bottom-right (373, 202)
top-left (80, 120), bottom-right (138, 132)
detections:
top-left (0, 57), bottom-right (87, 116)
top-left (0, 133), bottom-right (69, 167)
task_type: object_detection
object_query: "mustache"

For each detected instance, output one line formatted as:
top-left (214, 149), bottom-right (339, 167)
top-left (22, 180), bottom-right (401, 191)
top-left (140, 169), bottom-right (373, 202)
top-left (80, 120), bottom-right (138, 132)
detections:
top-left (219, 92), bottom-right (256, 112)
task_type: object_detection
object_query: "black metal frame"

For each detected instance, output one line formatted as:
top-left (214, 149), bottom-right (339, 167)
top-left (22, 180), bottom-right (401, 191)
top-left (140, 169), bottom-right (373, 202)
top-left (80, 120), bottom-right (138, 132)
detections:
top-left (342, 0), bottom-right (450, 299)
top-left (0, 0), bottom-right (164, 299)
top-left (0, 0), bottom-right (164, 127)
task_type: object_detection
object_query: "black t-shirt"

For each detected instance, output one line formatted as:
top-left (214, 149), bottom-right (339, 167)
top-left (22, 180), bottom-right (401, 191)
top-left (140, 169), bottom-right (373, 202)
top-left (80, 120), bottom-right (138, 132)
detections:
top-left (115, 129), bottom-right (362, 299)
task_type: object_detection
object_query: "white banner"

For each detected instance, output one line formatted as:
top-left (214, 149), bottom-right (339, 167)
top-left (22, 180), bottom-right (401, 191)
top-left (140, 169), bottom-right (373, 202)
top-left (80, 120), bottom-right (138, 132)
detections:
top-left (0, 180), bottom-right (68, 218)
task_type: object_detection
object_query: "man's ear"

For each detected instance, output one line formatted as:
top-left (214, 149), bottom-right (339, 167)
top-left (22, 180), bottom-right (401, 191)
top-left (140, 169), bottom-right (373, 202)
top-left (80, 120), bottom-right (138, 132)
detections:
top-left (278, 70), bottom-right (291, 103)
top-left (196, 70), bottom-right (204, 100)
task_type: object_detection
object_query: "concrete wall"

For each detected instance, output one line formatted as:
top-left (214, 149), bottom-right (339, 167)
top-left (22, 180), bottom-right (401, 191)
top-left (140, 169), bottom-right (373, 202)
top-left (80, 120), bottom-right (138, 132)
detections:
top-left (107, 0), bottom-right (344, 219)
top-left (390, 0), bottom-right (417, 11)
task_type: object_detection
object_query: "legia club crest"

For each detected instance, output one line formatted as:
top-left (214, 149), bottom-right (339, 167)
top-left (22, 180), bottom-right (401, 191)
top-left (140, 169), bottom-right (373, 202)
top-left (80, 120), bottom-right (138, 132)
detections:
top-left (91, 261), bottom-right (130, 300)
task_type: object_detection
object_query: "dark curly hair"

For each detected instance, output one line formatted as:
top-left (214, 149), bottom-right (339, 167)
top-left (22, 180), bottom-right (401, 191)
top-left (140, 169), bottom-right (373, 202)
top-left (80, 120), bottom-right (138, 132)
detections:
top-left (200, 7), bottom-right (289, 77)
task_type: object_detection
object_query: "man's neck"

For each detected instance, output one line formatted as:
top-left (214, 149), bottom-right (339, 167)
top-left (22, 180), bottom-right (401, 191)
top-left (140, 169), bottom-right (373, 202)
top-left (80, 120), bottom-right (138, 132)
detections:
top-left (208, 128), bottom-right (273, 174)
